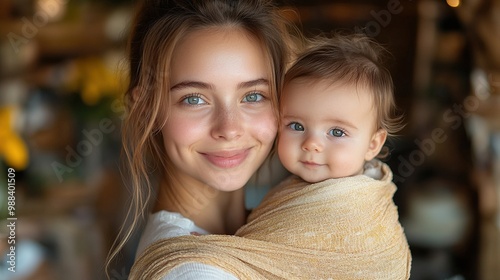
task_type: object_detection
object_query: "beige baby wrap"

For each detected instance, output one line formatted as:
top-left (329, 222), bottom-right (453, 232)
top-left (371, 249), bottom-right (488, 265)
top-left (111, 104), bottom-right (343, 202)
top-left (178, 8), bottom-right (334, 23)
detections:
top-left (130, 162), bottom-right (411, 279)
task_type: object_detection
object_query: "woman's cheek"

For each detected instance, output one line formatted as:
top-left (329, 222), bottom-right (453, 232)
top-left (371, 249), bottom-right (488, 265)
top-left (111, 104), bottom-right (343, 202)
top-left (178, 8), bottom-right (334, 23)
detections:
top-left (163, 113), bottom-right (207, 145)
top-left (249, 107), bottom-right (278, 145)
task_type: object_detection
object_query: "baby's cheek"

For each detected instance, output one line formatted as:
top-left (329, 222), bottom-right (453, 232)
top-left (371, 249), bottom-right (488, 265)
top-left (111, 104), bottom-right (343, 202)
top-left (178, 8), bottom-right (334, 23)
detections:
top-left (331, 150), bottom-right (365, 176)
top-left (277, 135), bottom-right (296, 170)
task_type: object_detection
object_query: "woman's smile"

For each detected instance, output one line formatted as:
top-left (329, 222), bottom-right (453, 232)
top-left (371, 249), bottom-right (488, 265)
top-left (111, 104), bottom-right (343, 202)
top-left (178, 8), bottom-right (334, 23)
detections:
top-left (201, 148), bottom-right (251, 169)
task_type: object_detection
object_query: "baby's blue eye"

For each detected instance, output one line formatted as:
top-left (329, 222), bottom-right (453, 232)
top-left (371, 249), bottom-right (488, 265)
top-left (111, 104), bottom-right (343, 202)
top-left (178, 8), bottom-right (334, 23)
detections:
top-left (329, 128), bottom-right (345, 137)
top-left (183, 95), bottom-right (206, 105)
top-left (243, 92), bottom-right (263, 103)
top-left (288, 122), bottom-right (304, 131)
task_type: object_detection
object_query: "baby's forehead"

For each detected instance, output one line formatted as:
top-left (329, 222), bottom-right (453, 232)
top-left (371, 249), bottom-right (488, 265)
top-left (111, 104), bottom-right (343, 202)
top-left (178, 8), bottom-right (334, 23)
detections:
top-left (282, 80), bottom-right (376, 108)
top-left (285, 75), bottom-right (373, 90)
top-left (283, 77), bottom-right (376, 102)
top-left (281, 78), bottom-right (380, 119)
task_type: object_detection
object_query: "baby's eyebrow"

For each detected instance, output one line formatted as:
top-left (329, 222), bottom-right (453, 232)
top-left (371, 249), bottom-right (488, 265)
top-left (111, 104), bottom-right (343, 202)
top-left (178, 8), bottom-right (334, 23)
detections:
top-left (327, 118), bottom-right (358, 130)
top-left (280, 115), bottom-right (300, 120)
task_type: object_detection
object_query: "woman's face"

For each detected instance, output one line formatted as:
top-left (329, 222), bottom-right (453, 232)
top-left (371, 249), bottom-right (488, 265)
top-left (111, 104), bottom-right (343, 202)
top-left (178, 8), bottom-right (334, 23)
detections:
top-left (162, 27), bottom-right (277, 192)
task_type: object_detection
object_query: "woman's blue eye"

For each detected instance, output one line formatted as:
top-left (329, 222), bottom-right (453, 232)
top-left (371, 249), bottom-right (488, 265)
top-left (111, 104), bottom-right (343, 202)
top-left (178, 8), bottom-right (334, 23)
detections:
top-left (183, 95), bottom-right (206, 105)
top-left (288, 122), bottom-right (304, 131)
top-left (329, 128), bottom-right (345, 137)
top-left (243, 92), bottom-right (263, 103)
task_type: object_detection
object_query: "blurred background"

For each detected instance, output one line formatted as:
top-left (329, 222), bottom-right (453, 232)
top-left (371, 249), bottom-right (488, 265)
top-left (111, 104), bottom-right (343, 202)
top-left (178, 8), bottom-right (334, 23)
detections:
top-left (0, 0), bottom-right (499, 279)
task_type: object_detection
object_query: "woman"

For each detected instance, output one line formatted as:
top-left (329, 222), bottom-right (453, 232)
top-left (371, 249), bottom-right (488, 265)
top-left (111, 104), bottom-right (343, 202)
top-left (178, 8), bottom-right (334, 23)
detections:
top-left (107, 0), bottom-right (299, 278)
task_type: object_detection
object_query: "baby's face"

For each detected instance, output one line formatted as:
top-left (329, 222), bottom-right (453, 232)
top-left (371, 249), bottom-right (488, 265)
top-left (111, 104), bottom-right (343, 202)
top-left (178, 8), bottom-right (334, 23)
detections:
top-left (278, 78), bottom-right (386, 183)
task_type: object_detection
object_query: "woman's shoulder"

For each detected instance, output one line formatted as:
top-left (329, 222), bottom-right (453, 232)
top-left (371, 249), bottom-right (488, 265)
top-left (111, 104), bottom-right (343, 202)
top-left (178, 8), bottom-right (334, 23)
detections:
top-left (135, 211), bottom-right (238, 280)
top-left (136, 210), bottom-right (208, 257)
top-left (149, 210), bottom-right (208, 234)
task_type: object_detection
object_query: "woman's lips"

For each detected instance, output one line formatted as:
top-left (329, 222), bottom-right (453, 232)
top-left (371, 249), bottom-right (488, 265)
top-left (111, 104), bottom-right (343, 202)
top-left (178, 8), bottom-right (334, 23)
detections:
top-left (201, 149), bottom-right (250, 168)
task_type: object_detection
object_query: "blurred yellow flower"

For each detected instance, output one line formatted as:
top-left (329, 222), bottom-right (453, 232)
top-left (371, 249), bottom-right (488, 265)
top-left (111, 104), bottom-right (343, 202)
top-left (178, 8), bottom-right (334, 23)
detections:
top-left (0, 107), bottom-right (29, 170)
top-left (65, 56), bottom-right (126, 106)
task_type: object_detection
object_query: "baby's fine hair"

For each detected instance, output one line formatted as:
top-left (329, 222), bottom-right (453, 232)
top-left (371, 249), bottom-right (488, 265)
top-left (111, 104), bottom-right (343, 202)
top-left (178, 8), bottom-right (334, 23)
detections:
top-left (283, 33), bottom-right (404, 135)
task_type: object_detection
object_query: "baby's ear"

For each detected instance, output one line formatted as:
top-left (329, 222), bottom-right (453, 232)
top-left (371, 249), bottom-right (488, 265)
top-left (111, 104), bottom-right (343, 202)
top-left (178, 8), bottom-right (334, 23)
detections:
top-left (364, 129), bottom-right (387, 161)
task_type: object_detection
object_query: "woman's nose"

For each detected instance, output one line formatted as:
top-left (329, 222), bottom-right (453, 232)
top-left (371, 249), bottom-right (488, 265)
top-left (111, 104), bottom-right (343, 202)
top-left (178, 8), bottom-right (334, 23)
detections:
top-left (211, 106), bottom-right (244, 140)
top-left (302, 134), bottom-right (323, 152)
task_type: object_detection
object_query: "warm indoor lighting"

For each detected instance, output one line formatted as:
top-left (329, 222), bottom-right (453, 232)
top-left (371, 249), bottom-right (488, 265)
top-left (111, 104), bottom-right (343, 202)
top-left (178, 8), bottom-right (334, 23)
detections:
top-left (446, 0), bottom-right (460, 8)
top-left (36, 0), bottom-right (67, 21)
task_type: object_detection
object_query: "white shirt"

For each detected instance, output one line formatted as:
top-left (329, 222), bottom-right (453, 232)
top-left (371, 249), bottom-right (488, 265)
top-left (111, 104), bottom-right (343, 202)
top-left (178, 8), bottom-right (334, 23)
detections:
top-left (136, 211), bottom-right (239, 280)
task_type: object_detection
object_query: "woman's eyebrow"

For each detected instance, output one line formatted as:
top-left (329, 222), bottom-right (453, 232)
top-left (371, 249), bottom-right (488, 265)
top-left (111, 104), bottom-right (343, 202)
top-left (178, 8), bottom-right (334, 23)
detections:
top-left (170, 78), bottom-right (268, 91)
top-left (170, 81), bottom-right (213, 91)
top-left (237, 78), bottom-right (269, 89)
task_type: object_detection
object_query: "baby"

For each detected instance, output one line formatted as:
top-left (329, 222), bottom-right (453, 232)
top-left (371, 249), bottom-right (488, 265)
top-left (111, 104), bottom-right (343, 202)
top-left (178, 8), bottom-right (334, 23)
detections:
top-left (277, 33), bottom-right (400, 183)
